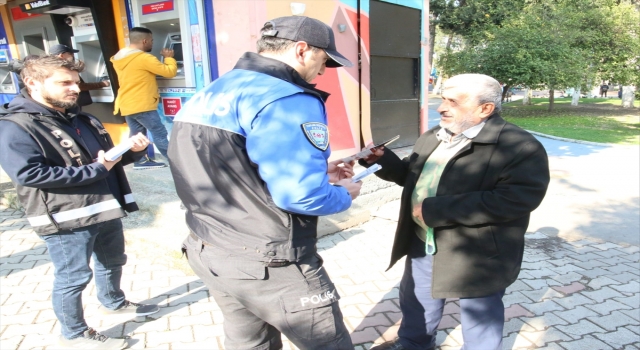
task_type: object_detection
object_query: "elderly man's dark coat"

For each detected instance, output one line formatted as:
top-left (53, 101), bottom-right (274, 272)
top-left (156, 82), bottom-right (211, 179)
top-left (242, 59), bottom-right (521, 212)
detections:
top-left (373, 114), bottom-right (550, 299)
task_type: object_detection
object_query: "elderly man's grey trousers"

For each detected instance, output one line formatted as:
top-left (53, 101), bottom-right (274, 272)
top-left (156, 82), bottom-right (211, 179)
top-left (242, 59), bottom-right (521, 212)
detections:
top-left (183, 233), bottom-right (354, 350)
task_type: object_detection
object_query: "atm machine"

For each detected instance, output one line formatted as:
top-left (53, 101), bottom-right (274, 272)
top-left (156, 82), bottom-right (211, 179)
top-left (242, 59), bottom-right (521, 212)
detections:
top-left (142, 18), bottom-right (189, 88)
top-left (5, 0), bottom-right (123, 125)
top-left (0, 69), bottom-right (18, 95)
top-left (163, 32), bottom-right (184, 77)
top-left (0, 48), bottom-right (18, 97)
top-left (129, 0), bottom-right (203, 134)
top-left (0, 3), bottom-right (56, 103)
top-left (62, 10), bottom-right (119, 123)
top-left (71, 31), bottom-right (114, 103)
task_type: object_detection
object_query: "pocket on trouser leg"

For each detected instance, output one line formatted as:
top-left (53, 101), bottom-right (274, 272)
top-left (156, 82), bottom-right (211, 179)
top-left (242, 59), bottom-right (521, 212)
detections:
top-left (280, 284), bottom-right (342, 342)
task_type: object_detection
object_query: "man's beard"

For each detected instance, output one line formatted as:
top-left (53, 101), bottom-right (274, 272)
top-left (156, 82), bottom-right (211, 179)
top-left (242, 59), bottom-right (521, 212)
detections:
top-left (440, 113), bottom-right (476, 135)
top-left (43, 92), bottom-right (78, 110)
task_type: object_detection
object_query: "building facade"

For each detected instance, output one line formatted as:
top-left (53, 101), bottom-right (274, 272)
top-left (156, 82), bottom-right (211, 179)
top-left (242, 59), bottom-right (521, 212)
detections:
top-left (0, 0), bottom-right (430, 159)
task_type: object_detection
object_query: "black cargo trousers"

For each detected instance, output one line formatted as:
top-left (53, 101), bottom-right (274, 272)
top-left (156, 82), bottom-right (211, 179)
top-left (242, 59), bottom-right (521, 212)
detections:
top-left (183, 233), bottom-right (354, 350)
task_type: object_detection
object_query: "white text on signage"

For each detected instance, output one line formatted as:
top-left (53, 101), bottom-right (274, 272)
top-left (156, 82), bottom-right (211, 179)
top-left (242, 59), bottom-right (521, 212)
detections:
top-left (29, 0), bottom-right (50, 9)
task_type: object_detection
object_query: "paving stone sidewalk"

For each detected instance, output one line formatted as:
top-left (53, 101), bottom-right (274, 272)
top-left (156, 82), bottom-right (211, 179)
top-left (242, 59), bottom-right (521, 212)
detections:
top-left (1, 202), bottom-right (639, 350)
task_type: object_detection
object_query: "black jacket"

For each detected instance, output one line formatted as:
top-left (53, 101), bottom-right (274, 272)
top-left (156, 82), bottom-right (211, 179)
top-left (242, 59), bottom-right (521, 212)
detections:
top-left (0, 90), bottom-right (144, 234)
top-left (370, 115), bottom-right (550, 298)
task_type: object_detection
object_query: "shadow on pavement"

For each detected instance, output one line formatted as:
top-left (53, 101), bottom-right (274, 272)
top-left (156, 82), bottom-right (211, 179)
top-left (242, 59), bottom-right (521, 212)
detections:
top-left (99, 283), bottom-right (209, 342)
top-left (0, 243), bottom-right (50, 277)
top-left (348, 226), bottom-right (628, 349)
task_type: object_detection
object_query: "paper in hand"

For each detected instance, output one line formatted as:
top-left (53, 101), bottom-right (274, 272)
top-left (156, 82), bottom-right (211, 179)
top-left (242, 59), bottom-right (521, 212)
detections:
top-left (104, 142), bottom-right (132, 161)
top-left (352, 164), bottom-right (382, 182)
top-left (342, 148), bottom-right (373, 163)
top-left (341, 135), bottom-right (399, 163)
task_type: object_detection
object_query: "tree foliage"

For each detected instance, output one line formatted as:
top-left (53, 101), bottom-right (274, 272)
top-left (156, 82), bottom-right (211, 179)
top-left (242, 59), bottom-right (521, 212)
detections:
top-left (428, 0), bottom-right (527, 66)
top-left (439, 0), bottom-right (640, 110)
top-left (434, 0), bottom-right (527, 42)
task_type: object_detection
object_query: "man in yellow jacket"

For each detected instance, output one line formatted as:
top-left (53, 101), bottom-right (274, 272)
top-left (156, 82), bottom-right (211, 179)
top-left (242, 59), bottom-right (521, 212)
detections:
top-left (111, 27), bottom-right (177, 169)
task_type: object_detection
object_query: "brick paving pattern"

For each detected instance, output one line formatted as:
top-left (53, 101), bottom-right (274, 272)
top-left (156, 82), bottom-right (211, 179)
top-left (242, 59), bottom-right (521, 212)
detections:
top-left (1, 205), bottom-right (639, 349)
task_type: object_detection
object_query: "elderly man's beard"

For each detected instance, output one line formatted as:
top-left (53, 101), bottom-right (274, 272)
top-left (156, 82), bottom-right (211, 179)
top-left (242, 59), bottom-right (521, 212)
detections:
top-left (43, 91), bottom-right (79, 110)
top-left (440, 112), bottom-right (477, 135)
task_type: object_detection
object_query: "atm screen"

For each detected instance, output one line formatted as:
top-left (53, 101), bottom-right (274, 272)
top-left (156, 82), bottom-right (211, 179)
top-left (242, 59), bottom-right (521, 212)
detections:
top-left (0, 49), bottom-right (8, 65)
top-left (171, 43), bottom-right (183, 63)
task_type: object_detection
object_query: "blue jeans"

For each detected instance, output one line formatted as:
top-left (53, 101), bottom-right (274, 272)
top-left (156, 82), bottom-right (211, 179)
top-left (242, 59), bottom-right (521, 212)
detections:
top-left (41, 219), bottom-right (127, 339)
top-left (398, 255), bottom-right (505, 350)
top-left (125, 110), bottom-right (169, 158)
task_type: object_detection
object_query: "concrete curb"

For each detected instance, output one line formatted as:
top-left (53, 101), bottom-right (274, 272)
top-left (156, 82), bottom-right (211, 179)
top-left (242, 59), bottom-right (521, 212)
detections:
top-left (526, 130), bottom-right (638, 148)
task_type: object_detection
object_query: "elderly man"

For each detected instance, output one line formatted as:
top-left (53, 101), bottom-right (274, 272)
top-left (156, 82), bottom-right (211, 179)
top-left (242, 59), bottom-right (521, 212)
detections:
top-left (365, 74), bottom-right (550, 350)
top-left (169, 16), bottom-right (361, 350)
top-left (0, 55), bottom-right (158, 349)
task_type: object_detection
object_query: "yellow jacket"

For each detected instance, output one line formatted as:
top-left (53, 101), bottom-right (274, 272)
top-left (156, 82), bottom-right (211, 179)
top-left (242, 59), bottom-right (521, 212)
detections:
top-left (110, 48), bottom-right (177, 116)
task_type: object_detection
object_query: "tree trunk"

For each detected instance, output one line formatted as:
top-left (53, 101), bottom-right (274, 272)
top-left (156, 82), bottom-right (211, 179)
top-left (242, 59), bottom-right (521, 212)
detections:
top-left (501, 84), bottom-right (511, 102)
top-left (433, 75), bottom-right (444, 95)
top-left (622, 86), bottom-right (636, 108)
top-left (523, 89), bottom-right (532, 105)
top-left (429, 21), bottom-right (436, 71)
top-left (444, 32), bottom-right (454, 51)
top-left (428, 20), bottom-right (437, 93)
top-left (571, 88), bottom-right (580, 106)
top-left (548, 88), bottom-right (555, 111)
top-left (433, 33), bottom-right (454, 95)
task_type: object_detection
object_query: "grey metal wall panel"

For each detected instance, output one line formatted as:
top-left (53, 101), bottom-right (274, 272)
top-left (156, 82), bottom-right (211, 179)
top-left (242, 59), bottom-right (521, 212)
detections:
top-left (370, 0), bottom-right (422, 148)
top-left (371, 100), bottom-right (420, 148)
top-left (370, 0), bottom-right (421, 58)
top-left (371, 56), bottom-right (418, 101)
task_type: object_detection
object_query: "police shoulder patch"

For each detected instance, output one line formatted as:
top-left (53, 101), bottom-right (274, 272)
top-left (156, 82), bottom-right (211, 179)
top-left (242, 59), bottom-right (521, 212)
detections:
top-left (301, 122), bottom-right (329, 151)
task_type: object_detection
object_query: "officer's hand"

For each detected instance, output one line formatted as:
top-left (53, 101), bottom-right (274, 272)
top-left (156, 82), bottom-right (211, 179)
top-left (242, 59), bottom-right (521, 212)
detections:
top-left (335, 178), bottom-right (362, 200)
top-left (327, 159), bottom-right (355, 183)
top-left (102, 80), bottom-right (111, 87)
top-left (161, 48), bottom-right (174, 58)
top-left (96, 150), bottom-right (120, 171)
top-left (129, 133), bottom-right (150, 152)
top-left (362, 143), bottom-right (385, 164)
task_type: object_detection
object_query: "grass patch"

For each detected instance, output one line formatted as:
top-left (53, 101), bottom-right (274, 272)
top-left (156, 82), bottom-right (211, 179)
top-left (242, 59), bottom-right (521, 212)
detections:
top-left (502, 98), bottom-right (640, 145)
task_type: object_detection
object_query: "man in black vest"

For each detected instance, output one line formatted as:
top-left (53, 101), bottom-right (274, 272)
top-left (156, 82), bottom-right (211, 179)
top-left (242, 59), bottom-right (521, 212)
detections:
top-left (0, 55), bottom-right (158, 350)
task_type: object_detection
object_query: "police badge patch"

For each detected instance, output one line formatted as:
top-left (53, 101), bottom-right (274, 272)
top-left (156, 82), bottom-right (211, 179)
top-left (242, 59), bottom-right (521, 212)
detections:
top-left (301, 122), bottom-right (329, 151)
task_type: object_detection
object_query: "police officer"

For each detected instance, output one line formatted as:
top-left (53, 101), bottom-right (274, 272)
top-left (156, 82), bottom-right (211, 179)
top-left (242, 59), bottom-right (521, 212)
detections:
top-left (169, 16), bottom-right (361, 350)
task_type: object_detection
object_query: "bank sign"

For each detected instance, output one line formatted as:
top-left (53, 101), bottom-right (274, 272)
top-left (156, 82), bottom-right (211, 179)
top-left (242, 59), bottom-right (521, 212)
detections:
top-left (21, 0), bottom-right (51, 11)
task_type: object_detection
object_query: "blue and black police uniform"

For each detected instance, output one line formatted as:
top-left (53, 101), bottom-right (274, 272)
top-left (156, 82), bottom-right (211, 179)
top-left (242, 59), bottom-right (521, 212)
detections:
top-left (169, 52), bottom-right (354, 350)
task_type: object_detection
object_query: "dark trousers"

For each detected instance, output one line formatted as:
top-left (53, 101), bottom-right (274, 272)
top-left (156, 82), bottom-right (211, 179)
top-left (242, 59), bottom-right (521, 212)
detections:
top-left (398, 255), bottom-right (505, 350)
top-left (183, 234), bottom-right (353, 350)
top-left (40, 219), bottom-right (127, 339)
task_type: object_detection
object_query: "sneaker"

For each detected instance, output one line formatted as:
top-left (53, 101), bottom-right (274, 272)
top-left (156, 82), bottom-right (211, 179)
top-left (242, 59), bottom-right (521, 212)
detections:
top-left (372, 339), bottom-right (433, 350)
top-left (101, 300), bottom-right (160, 317)
top-left (133, 155), bottom-right (166, 170)
top-left (58, 328), bottom-right (127, 349)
